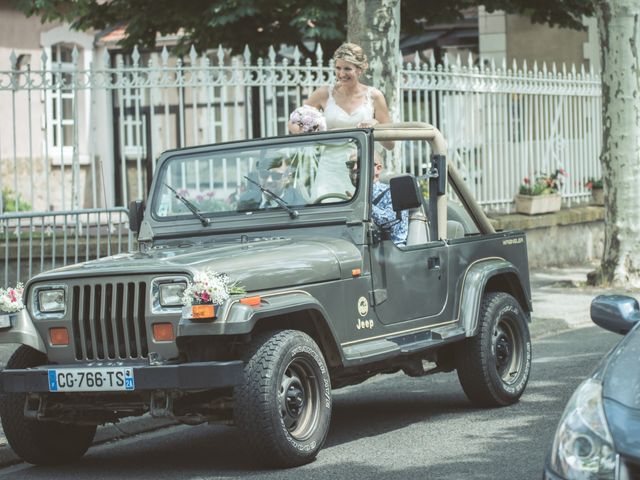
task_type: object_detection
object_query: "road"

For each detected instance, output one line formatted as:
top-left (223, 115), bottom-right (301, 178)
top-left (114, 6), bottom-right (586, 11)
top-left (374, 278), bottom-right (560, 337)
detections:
top-left (0, 325), bottom-right (620, 480)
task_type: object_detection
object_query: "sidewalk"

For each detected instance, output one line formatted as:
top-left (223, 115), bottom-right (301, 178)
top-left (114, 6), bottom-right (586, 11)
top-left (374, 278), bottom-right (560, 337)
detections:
top-left (0, 265), bottom-right (632, 467)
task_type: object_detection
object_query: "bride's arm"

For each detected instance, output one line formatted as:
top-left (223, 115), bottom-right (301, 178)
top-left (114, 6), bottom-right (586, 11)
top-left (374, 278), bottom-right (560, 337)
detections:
top-left (288, 87), bottom-right (328, 134)
top-left (371, 89), bottom-right (394, 149)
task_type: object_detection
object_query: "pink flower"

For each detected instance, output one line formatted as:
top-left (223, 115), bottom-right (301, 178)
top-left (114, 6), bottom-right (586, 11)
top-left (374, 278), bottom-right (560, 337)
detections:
top-left (200, 292), bottom-right (210, 302)
top-left (523, 177), bottom-right (530, 185)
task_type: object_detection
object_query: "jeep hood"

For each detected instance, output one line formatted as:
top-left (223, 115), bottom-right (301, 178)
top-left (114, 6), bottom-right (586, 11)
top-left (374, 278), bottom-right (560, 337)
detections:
top-left (31, 237), bottom-right (362, 291)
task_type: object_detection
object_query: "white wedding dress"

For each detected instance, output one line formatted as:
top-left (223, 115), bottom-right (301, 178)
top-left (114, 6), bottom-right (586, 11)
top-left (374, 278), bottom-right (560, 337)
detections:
top-left (324, 85), bottom-right (374, 129)
top-left (312, 85), bottom-right (375, 197)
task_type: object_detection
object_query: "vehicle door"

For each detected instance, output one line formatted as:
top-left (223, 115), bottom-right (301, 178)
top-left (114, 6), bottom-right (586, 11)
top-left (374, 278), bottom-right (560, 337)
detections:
top-left (368, 238), bottom-right (449, 326)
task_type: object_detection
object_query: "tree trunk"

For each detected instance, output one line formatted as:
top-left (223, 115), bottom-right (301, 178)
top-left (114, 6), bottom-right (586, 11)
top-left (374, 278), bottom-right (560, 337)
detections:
top-left (346, 0), bottom-right (401, 123)
top-left (595, 0), bottom-right (640, 287)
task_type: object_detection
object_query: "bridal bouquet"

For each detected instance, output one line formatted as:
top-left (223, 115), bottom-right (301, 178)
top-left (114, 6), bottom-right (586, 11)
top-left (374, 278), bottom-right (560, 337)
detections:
top-left (0, 283), bottom-right (24, 313)
top-left (181, 270), bottom-right (245, 306)
top-left (289, 105), bottom-right (327, 133)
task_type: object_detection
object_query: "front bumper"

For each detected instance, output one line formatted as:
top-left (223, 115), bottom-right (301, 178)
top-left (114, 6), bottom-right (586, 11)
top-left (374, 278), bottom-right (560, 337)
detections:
top-left (1, 360), bottom-right (244, 393)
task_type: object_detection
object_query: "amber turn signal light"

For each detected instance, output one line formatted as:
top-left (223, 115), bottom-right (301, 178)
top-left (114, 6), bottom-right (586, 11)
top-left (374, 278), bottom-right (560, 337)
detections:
top-left (152, 323), bottom-right (175, 342)
top-left (49, 327), bottom-right (69, 346)
top-left (191, 304), bottom-right (215, 319)
top-left (351, 268), bottom-right (361, 277)
top-left (240, 296), bottom-right (261, 306)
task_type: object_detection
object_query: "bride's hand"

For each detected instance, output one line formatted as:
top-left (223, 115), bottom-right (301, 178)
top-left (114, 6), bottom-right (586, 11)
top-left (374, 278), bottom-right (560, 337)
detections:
top-left (357, 119), bottom-right (379, 128)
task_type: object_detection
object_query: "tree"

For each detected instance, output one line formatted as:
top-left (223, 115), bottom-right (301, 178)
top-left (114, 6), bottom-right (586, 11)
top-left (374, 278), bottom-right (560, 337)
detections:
top-left (592, 0), bottom-right (640, 287)
top-left (14, 0), bottom-right (594, 58)
top-left (13, 0), bottom-right (346, 58)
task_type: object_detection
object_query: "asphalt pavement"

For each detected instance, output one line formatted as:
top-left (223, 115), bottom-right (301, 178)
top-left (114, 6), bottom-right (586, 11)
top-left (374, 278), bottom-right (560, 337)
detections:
top-left (0, 264), bottom-right (634, 468)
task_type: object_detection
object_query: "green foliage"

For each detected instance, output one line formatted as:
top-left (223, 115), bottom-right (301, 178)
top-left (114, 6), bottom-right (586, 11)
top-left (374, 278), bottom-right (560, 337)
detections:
top-left (12, 0), bottom-right (346, 58)
top-left (12, 0), bottom-right (596, 59)
top-left (519, 169), bottom-right (567, 196)
top-left (1, 188), bottom-right (31, 212)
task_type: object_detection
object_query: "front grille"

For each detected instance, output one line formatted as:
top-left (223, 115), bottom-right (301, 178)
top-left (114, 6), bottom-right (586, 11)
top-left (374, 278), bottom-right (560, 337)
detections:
top-left (71, 281), bottom-right (148, 360)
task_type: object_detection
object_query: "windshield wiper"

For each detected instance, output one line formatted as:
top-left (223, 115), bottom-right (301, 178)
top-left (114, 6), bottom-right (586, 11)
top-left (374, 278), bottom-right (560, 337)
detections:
top-left (244, 176), bottom-right (299, 219)
top-left (164, 183), bottom-right (211, 226)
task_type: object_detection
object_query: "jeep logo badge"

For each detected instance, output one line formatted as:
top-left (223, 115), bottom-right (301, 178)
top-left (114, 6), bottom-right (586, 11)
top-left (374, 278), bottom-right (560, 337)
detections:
top-left (357, 297), bottom-right (369, 317)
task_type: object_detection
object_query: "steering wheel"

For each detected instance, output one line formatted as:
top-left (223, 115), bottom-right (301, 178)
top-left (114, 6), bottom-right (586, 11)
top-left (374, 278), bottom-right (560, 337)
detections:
top-left (312, 192), bottom-right (350, 204)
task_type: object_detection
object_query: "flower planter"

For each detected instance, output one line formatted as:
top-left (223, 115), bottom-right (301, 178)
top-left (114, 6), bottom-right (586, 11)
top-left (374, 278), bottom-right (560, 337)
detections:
top-left (515, 194), bottom-right (562, 215)
top-left (0, 311), bottom-right (17, 329)
top-left (591, 188), bottom-right (604, 206)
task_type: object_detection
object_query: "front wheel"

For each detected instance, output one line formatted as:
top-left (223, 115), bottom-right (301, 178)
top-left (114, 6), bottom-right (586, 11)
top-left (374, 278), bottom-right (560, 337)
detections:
top-left (233, 330), bottom-right (332, 467)
top-left (0, 346), bottom-right (97, 465)
top-left (455, 292), bottom-right (532, 407)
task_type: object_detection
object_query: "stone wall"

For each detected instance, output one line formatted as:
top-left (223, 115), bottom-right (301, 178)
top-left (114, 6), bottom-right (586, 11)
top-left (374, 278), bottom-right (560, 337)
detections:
top-left (489, 206), bottom-right (604, 269)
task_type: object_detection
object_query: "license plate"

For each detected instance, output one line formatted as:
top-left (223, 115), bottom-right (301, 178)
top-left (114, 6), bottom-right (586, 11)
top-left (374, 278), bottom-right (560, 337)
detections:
top-left (48, 367), bottom-right (135, 392)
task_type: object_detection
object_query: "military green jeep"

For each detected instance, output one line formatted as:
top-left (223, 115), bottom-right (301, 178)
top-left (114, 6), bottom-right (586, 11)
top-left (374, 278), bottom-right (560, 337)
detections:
top-left (0, 123), bottom-right (532, 467)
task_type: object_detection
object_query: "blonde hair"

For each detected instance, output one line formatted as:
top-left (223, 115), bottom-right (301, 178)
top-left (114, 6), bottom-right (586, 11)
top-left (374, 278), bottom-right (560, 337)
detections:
top-left (333, 43), bottom-right (368, 72)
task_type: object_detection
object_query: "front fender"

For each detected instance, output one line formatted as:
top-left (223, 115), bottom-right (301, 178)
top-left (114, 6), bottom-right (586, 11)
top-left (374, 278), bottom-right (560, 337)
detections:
top-left (458, 259), bottom-right (531, 337)
top-left (178, 290), bottom-right (338, 337)
top-left (0, 309), bottom-right (46, 353)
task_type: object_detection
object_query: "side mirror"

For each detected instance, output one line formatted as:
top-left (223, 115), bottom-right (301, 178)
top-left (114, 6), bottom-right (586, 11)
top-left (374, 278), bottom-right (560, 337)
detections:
top-left (591, 294), bottom-right (640, 335)
top-left (128, 200), bottom-right (145, 234)
top-left (389, 174), bottom-right (421, 212)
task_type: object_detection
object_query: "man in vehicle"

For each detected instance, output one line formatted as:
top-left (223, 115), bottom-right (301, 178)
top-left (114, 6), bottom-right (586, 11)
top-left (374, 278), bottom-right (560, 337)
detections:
top-left (347, 149), bottom-right (408, 246)
top-left (237, 155), bottom-right (306, 210)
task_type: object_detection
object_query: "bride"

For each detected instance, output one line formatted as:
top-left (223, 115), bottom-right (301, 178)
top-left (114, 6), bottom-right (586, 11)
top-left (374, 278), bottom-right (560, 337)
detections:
top-left (288, 43), bottom-right (393, 198)
top-left (288, 42), bottom-right (391, 132)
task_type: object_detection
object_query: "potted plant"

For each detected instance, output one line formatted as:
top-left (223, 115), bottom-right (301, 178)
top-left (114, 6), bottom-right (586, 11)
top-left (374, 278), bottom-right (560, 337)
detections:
top-left (515, 169), bottom-right (566, 215)
top-left (584, 177), bottom-right (604, 205)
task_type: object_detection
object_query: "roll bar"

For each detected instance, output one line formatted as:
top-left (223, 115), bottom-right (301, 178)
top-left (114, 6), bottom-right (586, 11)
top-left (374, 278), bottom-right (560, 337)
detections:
top-left (373, 123), bottom-right (495, 236)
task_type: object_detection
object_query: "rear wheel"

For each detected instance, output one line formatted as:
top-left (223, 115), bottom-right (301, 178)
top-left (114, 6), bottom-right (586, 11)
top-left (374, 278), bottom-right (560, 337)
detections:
top-left (0, 346), bottom-right (96, 465)
top-left (233, 330), bottom-right (332, 467)
top-left (455, 292), bottom-right (532, 407)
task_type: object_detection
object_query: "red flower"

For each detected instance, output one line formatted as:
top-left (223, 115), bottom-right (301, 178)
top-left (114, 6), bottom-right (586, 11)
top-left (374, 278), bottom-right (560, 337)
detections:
top-left (523, 177), bottom-right (530, 185)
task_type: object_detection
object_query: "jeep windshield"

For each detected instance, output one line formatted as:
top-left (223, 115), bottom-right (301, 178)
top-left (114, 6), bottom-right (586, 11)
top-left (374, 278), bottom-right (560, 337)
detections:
top-left (153, 137), bottom-right (362, 221)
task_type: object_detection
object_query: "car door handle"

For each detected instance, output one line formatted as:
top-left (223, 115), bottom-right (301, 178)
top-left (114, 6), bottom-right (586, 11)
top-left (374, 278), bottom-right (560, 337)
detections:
top-left (428, 256), bottom-right (440, 270)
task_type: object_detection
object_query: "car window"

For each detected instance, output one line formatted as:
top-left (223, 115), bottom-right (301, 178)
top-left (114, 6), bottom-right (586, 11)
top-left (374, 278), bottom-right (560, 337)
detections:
top-left (154, 138), bottom-right (360, 219)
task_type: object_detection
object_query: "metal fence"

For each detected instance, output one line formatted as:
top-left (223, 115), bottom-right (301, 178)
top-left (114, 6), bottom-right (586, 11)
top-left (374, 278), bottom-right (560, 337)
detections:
top-left (0, 44), bottom-right (602, 285)
top-left (1, 208), bottom-right (132, 285)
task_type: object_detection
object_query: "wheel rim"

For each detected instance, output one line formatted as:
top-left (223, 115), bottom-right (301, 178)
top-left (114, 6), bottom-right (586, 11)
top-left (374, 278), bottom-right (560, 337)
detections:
top-left (277, 356), bottom-right (321, 441)
top-left (492, 316), bottom-right (524, 385)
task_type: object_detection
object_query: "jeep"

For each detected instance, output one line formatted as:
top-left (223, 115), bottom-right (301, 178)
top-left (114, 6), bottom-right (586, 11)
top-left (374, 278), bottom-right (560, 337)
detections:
top-left (0, 123), bottom-right (532, 467)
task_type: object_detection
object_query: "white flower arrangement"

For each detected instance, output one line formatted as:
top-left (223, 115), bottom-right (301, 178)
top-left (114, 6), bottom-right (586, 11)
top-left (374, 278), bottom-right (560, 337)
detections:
top-left (289, 105), bottom-right (327, 133)
top-left (181, 270), bottom-right (245, 306)
top-left (0, 283), bottom-right (24, 313)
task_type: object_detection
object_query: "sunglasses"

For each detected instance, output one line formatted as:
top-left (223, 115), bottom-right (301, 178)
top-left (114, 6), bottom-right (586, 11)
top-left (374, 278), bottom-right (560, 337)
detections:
top-left (345, 160), bottom-right (357, 169)
top-left (259, 169), bottom-right (285, 180)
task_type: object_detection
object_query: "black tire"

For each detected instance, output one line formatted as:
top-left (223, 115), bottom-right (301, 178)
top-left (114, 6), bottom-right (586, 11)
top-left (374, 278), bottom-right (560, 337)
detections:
top-left (0, 345), bottom-right (96, 465)
top-left (233, 330), bottom-right (332, 467)
top-left (455, 292), bottom-right (532, 407)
